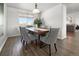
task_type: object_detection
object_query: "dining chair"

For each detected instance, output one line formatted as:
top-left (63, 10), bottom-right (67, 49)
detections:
top-left (19, 27), bottom-right (24, 42)
top-left (40, 28), bottom-right (59, 56)
top-left (27, 30), bottom-right (38, 46)
top-left (20, 26), bottom-right (38, 47)
top-left (19, 27), bottom-right (31, 47)
top-left (24, 28), bottom-right (38, 46)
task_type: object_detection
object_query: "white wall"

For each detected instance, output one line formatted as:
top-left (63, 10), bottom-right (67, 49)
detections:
top-left (0, 4), bottom-right (4, 36)
top-left (76, 15), bottom-right (79, 25)
top-left (7, 6), bottom-right (32, 37)
top-left (68, 12), bottom-right (79, 25)
top-left (0, 5), bottom-right (3, 26)
top-left (61, 5), bottom-right (66, 39)
top-left (0, 4), bottom-right (7, 52)
top-left (7, 4), bottom-right (67, 39)
top-left (7, 7), bottom-right (19, 37)
top-left (41, 4), bottom-right (66, 39)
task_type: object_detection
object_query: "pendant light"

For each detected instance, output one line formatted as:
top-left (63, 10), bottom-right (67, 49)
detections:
top-left (32, 3), bottom-right (40, 14)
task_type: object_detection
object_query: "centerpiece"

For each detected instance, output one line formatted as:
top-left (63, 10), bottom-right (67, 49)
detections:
top-left (34, 18), bottom-right (42, 28)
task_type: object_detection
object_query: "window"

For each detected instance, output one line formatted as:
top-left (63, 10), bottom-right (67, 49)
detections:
top-left (17, 17), bottom-right (34, 26)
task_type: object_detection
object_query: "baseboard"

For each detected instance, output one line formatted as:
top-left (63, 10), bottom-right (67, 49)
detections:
top-left (0, 36), bottom-right (8, 52)
top-left (57, 37), bottom-right (67, 40)
top-left (7, 34), bottom-right (20, 38)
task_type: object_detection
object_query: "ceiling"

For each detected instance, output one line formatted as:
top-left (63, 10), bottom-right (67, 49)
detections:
top-left (7, 3), bottom-right (59, 12)
top-left (64, 3), bottom-right (79, 14)
top-left (7, 3), bottom-right (79, 14)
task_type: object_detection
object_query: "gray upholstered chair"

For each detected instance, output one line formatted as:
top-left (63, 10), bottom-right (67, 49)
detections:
top-left (19, 27), bottom-right (30, 46)
top-left (19, 27), bottom-right (37, 47)
top-left (27, 30), bottom-right (38, 46)
top-left (40, 28), bottom-right (59, 56)
top-left (19, 27), bottom-right (24, 42)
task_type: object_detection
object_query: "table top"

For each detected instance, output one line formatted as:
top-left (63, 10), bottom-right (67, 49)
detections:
top-left (26, 27), bottom-right (49, 31)
top-left (25, 27), bottom-right (49, 35)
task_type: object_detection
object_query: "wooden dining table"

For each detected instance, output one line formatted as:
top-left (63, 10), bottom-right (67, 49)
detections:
top-left (25, 27), bottom-right (49, 47)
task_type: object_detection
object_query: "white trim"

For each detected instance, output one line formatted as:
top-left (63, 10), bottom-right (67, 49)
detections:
top-left (7, 34), bottom-right (20, 38)
top-left (0, 36), bottom-right (8, 52)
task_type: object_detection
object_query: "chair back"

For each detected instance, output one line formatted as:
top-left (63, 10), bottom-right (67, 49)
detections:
top-left (19, 27), bottom-right (25, 37)
top-left (19, 27), bottom-right (30, 42)
top-left (48, 28), bottom-right (59, 44)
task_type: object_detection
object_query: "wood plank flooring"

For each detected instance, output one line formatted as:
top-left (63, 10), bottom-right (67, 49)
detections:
top-left (0, 31), bottom-right (79, 56)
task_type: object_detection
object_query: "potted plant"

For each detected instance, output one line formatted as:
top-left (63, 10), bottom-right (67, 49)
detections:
top-left (34, 18), bottom-right (42, 28)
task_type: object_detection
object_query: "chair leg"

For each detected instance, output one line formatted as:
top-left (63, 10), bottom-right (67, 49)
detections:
top-left (21, 39), bottom-right (22, 42)
top-left (54, 43), bottom-right (57, 52)
top-left (23, 40), bottom-right (25, 46)
top-left (23, 40), bottom-right (28, 49)
top-left (49, 45), bottom-right (51, 56)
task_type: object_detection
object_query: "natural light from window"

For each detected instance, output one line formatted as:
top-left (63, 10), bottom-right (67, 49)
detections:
top-left (17, 17), bottom-right (34, 26)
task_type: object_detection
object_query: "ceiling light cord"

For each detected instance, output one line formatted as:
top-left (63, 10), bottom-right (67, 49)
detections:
top-left (33, 3), bottom-right (40, 14)
top-left (35, 3), bottom-right (37, 9)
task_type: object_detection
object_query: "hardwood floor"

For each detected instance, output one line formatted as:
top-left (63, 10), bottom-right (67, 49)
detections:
top-left (0, 31), bottom-right (79, 56)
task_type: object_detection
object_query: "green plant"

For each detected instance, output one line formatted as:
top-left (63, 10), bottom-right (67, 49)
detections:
top-left (34, 18), bottom-right (42, 28)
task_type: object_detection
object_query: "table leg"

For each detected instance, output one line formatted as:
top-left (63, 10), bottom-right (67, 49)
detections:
top-left (38, 35), bottom-right (41, 48)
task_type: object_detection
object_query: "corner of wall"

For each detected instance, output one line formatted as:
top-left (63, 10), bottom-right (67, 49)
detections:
top-left (0, 36), bottom-right (8, 52)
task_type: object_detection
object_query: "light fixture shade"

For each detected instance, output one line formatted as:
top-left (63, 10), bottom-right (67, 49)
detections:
top-left (32, 3), bottom-right (40, 14)
top-left (32, 8), bottom-right (40, 14)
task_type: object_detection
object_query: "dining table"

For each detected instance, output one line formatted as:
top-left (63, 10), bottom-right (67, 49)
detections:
top-left (25, 27), bottom-right (49, 47)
